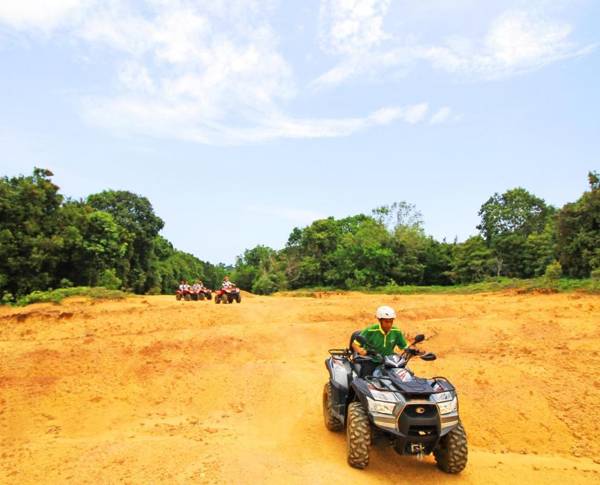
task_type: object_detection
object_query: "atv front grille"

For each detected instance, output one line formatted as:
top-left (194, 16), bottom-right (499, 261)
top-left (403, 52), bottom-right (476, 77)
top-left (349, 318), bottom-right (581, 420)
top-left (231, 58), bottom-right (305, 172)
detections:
top-left (402, 404), bottom-right (437, 419)
top-left (396, 404), bottom-right (440, 446)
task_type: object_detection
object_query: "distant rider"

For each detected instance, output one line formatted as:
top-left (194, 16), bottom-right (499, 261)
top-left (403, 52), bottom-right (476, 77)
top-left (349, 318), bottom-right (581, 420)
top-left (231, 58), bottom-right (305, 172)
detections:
top-left (222, 276), bottom-right (236, 289)
top-left (179, 280), bottom-right (190, 292)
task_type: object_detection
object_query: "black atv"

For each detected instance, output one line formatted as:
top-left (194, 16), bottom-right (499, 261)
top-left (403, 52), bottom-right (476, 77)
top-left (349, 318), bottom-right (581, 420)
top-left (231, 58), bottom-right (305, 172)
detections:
top-left (323, 333), bottom-right (467, 473)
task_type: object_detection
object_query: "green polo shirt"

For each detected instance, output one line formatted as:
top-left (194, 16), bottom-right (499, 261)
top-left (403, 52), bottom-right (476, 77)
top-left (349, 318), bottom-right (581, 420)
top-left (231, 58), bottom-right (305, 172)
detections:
top-left (355, 323), bottom-right (408, 356)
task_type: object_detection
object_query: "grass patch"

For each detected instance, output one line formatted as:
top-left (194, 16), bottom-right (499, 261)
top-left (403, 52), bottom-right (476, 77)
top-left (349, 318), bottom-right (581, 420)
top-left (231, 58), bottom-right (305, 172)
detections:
top-left (13, 287), bottom-right (127, 306)
top-left (278, 278), bottom-right (600, 297)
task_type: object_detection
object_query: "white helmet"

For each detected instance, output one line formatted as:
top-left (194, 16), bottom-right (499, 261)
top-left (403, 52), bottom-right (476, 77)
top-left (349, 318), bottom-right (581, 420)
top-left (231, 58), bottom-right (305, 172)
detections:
top-left (376, 305), bottom-right (396, 319)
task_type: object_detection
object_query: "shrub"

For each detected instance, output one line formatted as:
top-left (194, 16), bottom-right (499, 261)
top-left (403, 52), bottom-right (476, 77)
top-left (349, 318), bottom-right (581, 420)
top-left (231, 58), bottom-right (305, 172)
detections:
top-left (97, 269), bottom-right (122, 290)
top-left (544, 261), bottom-right (562, 280)
top-left (252, 274), bottom-right (279, 295)
top-left (16, 287), bottom-right (126, 306)
top-left (591, 268), bottom-right (600, 281)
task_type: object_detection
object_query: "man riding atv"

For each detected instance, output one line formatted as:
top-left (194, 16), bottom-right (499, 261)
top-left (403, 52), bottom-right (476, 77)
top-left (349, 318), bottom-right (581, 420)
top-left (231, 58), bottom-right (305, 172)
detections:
top-left (176, 280), bottom-right (191, 301)
top-left (195, 280), bottom-right (212, 300)
top-left (352, 305), bottom-right (409, 376)
top-left (215, 276), bottom-right (241, 304)
top-left (323, 305), bottom-right (468, 473)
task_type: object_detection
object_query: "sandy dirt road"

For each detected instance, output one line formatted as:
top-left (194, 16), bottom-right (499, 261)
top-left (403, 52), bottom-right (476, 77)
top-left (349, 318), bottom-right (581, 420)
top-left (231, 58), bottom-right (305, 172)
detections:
top-left (1, 292), bottom-right (600, 484)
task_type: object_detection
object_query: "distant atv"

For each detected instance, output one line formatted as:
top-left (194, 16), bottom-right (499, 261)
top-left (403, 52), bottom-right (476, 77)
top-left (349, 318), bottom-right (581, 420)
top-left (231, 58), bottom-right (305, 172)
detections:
top-left (215, 287), bottom-right (241, 304)
top-left (175, 288), bottom-right (191, 301)
top-left (323, 333), bottom-right (467, 473)
top-left (190, 287), bottom-right (212, 301)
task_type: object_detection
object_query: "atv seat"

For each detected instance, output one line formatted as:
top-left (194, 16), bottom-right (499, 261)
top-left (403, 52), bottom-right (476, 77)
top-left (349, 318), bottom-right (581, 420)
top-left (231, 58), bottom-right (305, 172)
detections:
top-left (348, 330), bottom-right (362, 351)
top-left (348, 330), bottom-right (378, 378)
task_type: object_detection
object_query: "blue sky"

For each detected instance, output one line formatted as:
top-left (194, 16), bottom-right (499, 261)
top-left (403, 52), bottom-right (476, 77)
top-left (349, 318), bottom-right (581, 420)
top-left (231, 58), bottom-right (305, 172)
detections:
top-left (1, 0), bottom-right (598, 264)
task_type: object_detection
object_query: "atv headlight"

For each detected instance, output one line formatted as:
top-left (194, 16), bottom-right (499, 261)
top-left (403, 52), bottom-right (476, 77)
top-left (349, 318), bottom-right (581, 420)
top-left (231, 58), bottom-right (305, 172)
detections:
top-left (366, 397), bottom-right (396, 415)
top-left (431, 391), bottom-right (454, 403)
top-left (369, 389), bottom-right (399, 403)
top-left (437, 397), bottom-right (458, 415)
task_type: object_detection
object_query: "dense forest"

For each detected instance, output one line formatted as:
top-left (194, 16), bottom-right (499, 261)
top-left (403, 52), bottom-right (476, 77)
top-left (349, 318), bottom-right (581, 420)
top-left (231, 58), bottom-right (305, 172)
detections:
top-left (1, 168), bottom-right (598, 301)
top-left (0, 168), bottom-right (229, 302)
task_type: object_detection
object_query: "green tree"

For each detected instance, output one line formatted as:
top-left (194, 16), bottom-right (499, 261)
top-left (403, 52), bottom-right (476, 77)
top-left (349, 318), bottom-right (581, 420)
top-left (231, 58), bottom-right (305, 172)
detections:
top-left (87, 190), bottom-right (164, 292)
top-left (232, 245), bottom-right (286, 294)
top-left (556, 172), bottom-right (600, 277)
top-left (328, 217), bottom-right (392, 287)
top-left (450, 236), bottom-right (496, 283)
top-left (0, 168), bottom-right (64, 298)
top-left (388, 226), bottom-right (428, 284)
top-left (478, 188), bottom-right (552, 242)
top-left (477, 188), bottom-right (555, 277)
top-left (372, 201), bottom-right (423, 231)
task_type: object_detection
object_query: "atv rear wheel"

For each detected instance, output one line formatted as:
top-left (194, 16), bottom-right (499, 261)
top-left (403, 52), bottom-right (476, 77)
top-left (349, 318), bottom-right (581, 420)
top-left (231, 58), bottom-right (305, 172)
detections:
top-left (323, 383), bottom-right (343, 432)
top-left (347, 401), bottom-right (371, 469)
top-left (434, 421), bottom-right (468, 474)
top-left (235, 293), bottom-right (241, 303)
top-left (198, 293), bottom-right (205, 301)
top-left (184, 294), bottom-right (191, 301)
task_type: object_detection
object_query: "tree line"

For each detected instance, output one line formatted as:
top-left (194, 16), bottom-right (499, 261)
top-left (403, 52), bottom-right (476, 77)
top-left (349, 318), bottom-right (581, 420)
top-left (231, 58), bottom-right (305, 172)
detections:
top-left (1, 168), bottom-right (598, 301)
top-left (231, 172), bottom-right (599, 293)
top-left (0, 168), bottom-right (228, 302)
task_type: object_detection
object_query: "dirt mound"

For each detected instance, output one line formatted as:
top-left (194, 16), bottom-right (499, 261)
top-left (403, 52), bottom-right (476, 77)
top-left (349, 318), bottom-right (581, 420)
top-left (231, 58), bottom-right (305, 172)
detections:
top-left (1, 292), bottom-right (599, 483)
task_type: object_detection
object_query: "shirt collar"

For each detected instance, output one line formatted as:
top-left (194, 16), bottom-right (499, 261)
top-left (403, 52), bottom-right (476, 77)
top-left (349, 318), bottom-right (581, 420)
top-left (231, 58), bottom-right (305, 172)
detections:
top-left (378, 322), bottom-right (393, 335)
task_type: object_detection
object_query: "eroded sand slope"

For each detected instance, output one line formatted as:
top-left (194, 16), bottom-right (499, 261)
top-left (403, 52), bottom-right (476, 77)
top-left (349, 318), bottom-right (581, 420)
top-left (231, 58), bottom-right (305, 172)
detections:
top-left (1, 292), bottom-right (599, 484)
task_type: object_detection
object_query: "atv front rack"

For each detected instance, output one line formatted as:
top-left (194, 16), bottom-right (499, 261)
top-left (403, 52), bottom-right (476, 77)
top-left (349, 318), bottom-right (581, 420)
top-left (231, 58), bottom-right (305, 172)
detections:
top-left (328, 348), bottom-right (351, 358)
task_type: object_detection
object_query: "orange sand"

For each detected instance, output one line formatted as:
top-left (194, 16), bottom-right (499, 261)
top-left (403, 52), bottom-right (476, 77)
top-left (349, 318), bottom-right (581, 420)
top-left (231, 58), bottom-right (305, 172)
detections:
top-left (1, 292), bottom-right (599, 484)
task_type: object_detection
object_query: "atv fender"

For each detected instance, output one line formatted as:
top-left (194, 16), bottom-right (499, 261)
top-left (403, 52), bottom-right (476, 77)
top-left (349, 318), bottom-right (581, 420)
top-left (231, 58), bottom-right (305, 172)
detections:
top-left (325, 357), bottom-right (352, 391)
top-left (350, 378), bottom-right (373, 411)
top-left (325, 357), bottom-right (352, 423)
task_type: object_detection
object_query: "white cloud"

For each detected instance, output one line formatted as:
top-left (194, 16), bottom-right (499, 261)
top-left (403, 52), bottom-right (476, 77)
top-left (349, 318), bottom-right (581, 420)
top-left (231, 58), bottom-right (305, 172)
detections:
top-left (84, 97), bottom-right (430, 144)
top-left (0, 0), bottom-right (442, 144)
top-left (0, 0), bottom-right (90, 30)
top-left (430, 107), bottom-right (452, 125)
top-left (423, 10), bottom-right (596, 80)
top-left (74, 1), bottom-right (434, 144)
top-left (314, 6), bottom-right (596, 87)
top-left (319, 0), bottom-right (391, 55)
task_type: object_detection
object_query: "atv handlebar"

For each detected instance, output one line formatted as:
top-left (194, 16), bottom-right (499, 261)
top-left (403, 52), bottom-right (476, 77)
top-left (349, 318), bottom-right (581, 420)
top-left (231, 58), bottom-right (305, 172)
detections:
top-left (349, 333), bottom-right (435, 363)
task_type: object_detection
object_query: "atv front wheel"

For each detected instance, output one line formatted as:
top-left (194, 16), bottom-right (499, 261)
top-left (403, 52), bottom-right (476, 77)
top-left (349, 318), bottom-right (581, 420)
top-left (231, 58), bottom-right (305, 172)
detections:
top-left (347, 402), bottom-right (371, 469)
top-left (323, 383), bottom-right (343, 432)
top-left (235, 294), bottom-right (241, 303)
top-left (434, 421), bottom-right (468, 474)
